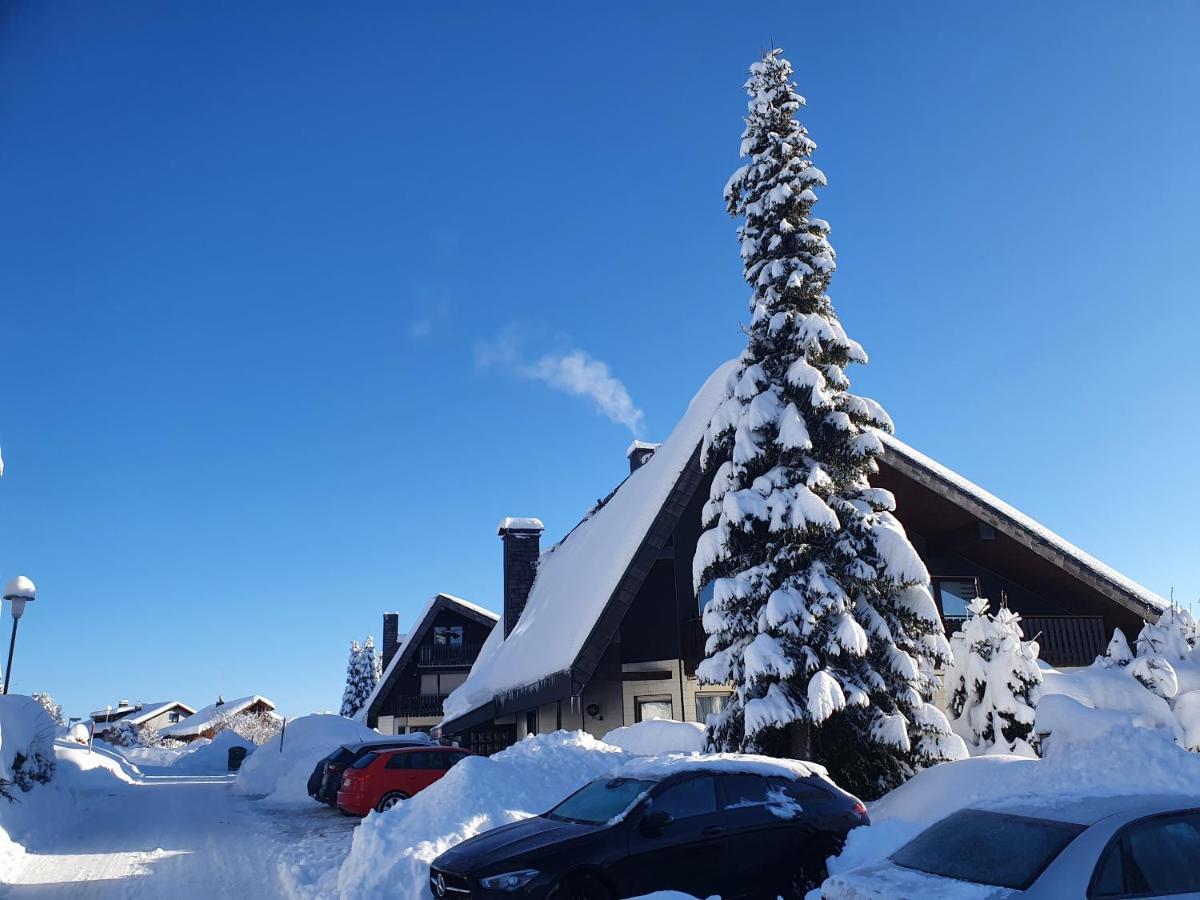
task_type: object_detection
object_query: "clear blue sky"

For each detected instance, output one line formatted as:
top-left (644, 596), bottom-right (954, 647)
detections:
top-left (2, 3), bottom-right (1197, 721)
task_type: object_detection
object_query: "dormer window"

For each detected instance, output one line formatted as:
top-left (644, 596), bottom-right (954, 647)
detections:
top-left (434, 625), bottom-right (464, 646)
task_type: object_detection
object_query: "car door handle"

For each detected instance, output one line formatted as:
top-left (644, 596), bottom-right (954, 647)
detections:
top-left (701, 825), bottom-right (724, 836)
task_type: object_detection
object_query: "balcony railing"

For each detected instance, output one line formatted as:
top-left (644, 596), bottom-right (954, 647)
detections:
top-left (944, 614), bottom-right (1106, 668)
top-left (392, 695), bottom-right (446, 718)
top-left (417, 643), bottom-right (482, 668)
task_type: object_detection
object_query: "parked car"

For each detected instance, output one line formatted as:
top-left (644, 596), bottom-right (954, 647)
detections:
top-left (824, 794), bottom-right (1200, 899)
top-left (337, 745), bottom-right (473, 815)
top-left (307, 735), bottom-right (432, 806)
top-left (429, 759), bottom-right (867, 899)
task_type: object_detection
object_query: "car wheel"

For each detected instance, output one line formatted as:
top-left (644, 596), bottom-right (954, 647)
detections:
top-left (376, 791), bottom-right (408, 813)
top-left (550, 875), bottom-right (613, 900)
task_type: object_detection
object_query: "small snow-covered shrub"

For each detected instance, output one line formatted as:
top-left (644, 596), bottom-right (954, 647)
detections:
top-left (30, 693), bottom-right (64, 727)
top-left (106, 719), bottom-right (142, 748)
top-left (946, 597), bottom-right (1041, 756)
top-left (211, 710), bottom-right (281, 746)
top-left (0, 696), bottom-right (58, 799)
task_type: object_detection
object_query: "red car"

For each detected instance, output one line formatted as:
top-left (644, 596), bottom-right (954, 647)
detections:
top-left (337, 745), bottom-right (473, 815)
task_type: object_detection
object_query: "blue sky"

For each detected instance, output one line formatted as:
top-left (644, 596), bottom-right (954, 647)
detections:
top-left (1, 3), bottom-right (1197, 720)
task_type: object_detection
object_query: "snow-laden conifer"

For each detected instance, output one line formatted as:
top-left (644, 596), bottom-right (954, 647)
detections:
top-left (946, 597), bottom-right (1042, 756)
top-left (361, 635), bottom-right (380, 700)
top-left (339, 639), bottom-right (365, 718)
top-left (695, 48), bottom-right (964, 792)
top-left (1098, 628), bottom-right (1134, 667)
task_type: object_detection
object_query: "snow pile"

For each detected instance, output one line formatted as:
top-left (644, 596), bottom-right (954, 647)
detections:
top-left (443, 361), bottom-right (738, 722)
top-left (236, 713), bottom-right (376, 803)
top-left (119, 729), bottom-right (255, 775)
top-left (601, 719), bottom-right (706, 755)
top-left (825, 725), bottom-right (1200, 887)
top-left (324, 732), bottom-right (629, 898)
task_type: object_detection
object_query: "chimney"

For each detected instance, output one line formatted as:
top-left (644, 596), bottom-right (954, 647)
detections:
top-left (497, 517), bottom-right (544, 638)
top-left (381, 612), bottom-right (400, 670)
top-left (626, 440), bottom-right (660, 474)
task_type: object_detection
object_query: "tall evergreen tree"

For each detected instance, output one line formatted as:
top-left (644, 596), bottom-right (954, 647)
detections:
top-left (695, 49), bottom-right (965, 795)
top-left (339, 639), bottom-right (363, 717)
top-left (361, 635), bottom-right (380, 699)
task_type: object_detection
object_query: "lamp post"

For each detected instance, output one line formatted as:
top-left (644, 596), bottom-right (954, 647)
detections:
top-left (2, 575), bottom-right (37, 695)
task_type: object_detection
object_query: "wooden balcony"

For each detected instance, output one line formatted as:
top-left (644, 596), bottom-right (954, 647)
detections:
top-left (392, 694), bottom-right (445, 718)
top-left (417, 643), bottom-right (483, 668)
top-left (945, 614), bottom-right (1106, 668)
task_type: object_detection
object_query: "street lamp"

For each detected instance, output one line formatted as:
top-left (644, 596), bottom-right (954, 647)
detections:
top-left (2, 575), bottom-right (36, 695)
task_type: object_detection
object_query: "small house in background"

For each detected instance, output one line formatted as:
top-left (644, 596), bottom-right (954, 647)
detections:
top-left (159, 694), bottom-right (278, 743)
top-left (360, 593), bottom-right (499, 736)
top-left (88, 699), bottom-right (195, 740)
top-left (439, 362), bottom-right (1166, 755)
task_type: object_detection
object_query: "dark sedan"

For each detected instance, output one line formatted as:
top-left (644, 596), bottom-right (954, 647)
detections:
top-left (306, 735), bottom-right (432, 806)
top-left (429, 760), bottom-right (867, 899)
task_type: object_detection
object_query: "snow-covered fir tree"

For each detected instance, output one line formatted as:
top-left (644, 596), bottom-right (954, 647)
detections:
top-left (946, 597), bottom-right (1042, 756)
top-left (695, 48), bottom-right (965, 795)
top-left (32, 692), bottom-right (64, 726)
top-left (340, 639), bottom-right (365, 717)
top-left (1098, 628), bottom-right (1134, 667)
top-left (1136, 605), bottom-right (1198, 662)
top-left (361, 635), bottom-right (380, 699)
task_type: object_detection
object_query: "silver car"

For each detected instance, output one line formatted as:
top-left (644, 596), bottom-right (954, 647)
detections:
top-left (824, 794), bottom-right (1200, 899)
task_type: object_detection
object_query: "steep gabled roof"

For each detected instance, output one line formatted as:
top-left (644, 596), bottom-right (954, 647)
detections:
top-left (159, 695), bottom-right (276, 738)
top-left (442, 361), bottom-right (738, 730)
top-left (877, 433), bottom-right (1166, 618)
top-left (442, 363), bottom-right (1168, 735)
top-left (360, 593), bottom-right (499, 724)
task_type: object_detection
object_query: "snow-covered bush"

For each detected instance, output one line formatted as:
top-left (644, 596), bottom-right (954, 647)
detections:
top-left (211, 710), bottom-right (282, 746)
top-left (106, 719), bottom-right (142, 748)
top-left (30, 693), bottom-right (64, 727)
top-left (0, 696), bottom-right (57, 799)
top-left (945, 597), bottom-right (1042, 756)
top-left (601, 720), bottom-right (706, 755)
top-left (694, 47), bottom-right (963, 796)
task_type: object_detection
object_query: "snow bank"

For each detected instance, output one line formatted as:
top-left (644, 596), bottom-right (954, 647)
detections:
top-left (601, 719), bottom-right (706, 755)
top-left (318, 732), bottom-right (630, 899)
top-left (236, 713), bottom-right (376, 803)
top-left (1038, 663), bottom-right (1182, 743)
top-left (825, 726), bottom-right (1200, 884)
top-left (119, 729), bottom-right (255, 775)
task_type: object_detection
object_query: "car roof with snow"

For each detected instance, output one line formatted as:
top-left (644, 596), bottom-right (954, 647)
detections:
top-left (971, 792), bottom-right (1200, 826)
top-left (615, 752), bottom-right (831, 782)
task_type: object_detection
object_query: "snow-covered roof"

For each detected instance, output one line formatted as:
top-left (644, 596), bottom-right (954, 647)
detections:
top-left (89, 700), bottom-right (195, 725)
top-left (359, 593), bottom-right (499, 723)
top-left (159, 695), bottom-right (276, 738)
top-left (443, 361), bottom-right (739, 723)
top-left (878, 433), bottom-right (1167, 616)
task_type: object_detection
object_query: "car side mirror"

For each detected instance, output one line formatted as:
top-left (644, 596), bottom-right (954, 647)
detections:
top-left (639, 810), bottom-right (673, 835)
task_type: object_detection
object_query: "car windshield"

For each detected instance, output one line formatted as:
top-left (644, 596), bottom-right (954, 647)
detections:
top-left (546, 777), bottom-right (655, 825)
top-left (349, 752), bottom-right (379, 770)
top-left (891, 809), bottom-right (1085, 890)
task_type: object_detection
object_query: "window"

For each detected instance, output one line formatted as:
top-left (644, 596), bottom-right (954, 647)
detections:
top-left (698, 581), bottom-right (715, 616)
top-left (636, 697), bottom-right (673, 722)
top-left (547, 777), bottom-right (655, 825)
top-left (442, 750), bottom-right (470, 770)
top-left (768, 776), bottom-right (832, 804)
top-left (433, 626), bottom-right (463, 646)
top-left (384, 753), bottom-right (411, 770)
top-left (1115, 812), bottom-right (1200, 896)
top-left (439, 671), bottom-right (467, 693)
top-left (891, 809), bottom-right (1084, 891)
top-left (651, 777), bottom-right (718, 821)
top-left (720, 774), bottom-right (773, 809)
top-left (168, 711), bottom-right (181, 723)
top-left (696, 693), bottom-right (731, 723)
top-left (350, 752), bottom-right (379, 770)
top-left (932, 576), bottom-right (980, 618)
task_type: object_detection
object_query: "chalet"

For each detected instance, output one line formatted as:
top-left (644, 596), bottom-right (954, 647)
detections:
top-left (360, 593), bottom-right (499, 736)
top-left (440, 362), bottom-right (1166, 754)
top-left (159, 694), bottom-right (278, 742)
top-left (89, 699), bottom-right (195, 739)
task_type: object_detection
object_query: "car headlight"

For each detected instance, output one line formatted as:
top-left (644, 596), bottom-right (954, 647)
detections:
top-left (478, 869), bottom-right (540, 890)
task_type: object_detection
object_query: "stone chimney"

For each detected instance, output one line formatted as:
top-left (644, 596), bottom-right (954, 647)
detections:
top-left (626, 440), bottom-right (660, 474)
top-left (381, 612), bottom-right (400, 671)
top-left (497, 517), bottom-right (544, 638)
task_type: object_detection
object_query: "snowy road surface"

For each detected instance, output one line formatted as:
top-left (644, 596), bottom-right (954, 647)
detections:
top-left (3, 771), bottom-right (353, 898)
